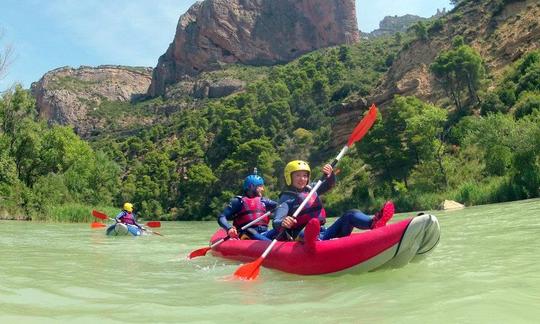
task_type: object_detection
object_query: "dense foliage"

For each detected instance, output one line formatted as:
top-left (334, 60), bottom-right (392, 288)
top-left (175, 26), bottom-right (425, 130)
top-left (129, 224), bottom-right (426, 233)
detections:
top-left (0, 86), bottom-right (120, 220)
top-left (1, 25), bottom-right (539, 222)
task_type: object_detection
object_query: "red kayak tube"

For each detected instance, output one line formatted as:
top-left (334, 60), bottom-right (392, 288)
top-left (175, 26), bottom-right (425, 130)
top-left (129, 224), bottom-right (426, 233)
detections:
top-left (210, 214), bottom-right (440, 275)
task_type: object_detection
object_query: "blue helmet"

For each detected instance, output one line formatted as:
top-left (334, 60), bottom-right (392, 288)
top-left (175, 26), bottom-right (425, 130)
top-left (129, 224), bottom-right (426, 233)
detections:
top-left (243, 174), bottom-right (264, 191)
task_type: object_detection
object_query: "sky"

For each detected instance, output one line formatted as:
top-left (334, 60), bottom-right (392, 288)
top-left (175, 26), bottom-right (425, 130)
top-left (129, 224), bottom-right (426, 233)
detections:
top-left (0, 0), bottom-right (452, 90)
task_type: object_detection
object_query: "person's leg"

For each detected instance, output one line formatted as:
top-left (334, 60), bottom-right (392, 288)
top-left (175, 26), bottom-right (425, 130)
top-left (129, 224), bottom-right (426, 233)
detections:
top-left (244, 227), bottom-right (272, 241)
top-left (303, 218), bottom-right (320, 251)
top-left (261, 228), bottom-right (277, 240)
top-left (321, 209), bottom-right (372, 240)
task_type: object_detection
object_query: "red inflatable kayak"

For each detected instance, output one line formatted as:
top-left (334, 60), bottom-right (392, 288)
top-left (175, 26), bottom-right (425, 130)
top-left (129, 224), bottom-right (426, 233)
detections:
top-left (210, 214), bottom-right (440, 275)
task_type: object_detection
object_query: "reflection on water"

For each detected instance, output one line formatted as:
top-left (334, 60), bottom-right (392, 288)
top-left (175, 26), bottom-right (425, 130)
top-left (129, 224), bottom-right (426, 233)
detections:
top-left (1, 198), bottom-right (539, 322)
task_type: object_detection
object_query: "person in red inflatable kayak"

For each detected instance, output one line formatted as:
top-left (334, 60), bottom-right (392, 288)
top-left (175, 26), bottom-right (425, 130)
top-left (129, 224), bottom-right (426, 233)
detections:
top-left (217, 169), bottom-right (278, 241)
top-left (273, 160), bottom-right (394, 242)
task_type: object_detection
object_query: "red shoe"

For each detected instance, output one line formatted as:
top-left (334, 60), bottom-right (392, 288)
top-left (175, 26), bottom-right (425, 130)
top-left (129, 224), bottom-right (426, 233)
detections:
top-left (371, 201), bottom-right (395, 229)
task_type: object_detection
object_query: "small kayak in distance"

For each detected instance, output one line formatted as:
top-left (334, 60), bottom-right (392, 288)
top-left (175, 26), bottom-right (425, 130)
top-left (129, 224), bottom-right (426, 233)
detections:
top-left (209, 214), bottom-right (440, 275)
top-left (106, 223), bottom-right (144, 236)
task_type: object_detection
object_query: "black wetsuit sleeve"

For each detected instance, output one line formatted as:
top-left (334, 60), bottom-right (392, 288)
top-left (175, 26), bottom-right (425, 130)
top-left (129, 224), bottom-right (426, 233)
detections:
top-left (217, 197), bottom-right (242, 231)
top-left (316, 172), bottom-right (336, 195)
top-left (262, 197), bottom-right (279, 212)
top-left (273, 194), bottom-right (294, 230)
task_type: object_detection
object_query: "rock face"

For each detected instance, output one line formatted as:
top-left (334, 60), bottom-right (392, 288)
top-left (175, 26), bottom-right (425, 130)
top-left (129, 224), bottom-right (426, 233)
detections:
top-left (31, 66), bottom-right (152, 137)
top-left (150, 0), bottom-right (359, 96)
top-left (439, 200), bottom-right (465, 210)
top-left (362, 14), bottom-right (428, 39)
top-left (164, 77), bottom-right (246, 99)
top-left (334, 0), bottom-right (540, 146)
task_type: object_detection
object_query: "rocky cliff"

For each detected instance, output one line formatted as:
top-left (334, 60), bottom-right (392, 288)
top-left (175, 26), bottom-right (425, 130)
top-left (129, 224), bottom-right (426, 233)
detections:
top-left (31, 65), bottom-right (152, 137)
top-left (149, 0), bottom-right (359, 97)
top-left (360, 10), bottom-right (447, 39)
top-left (335, 0), bottom-right (540, 145)
top-left (361, 14), bottom-right (428, 39)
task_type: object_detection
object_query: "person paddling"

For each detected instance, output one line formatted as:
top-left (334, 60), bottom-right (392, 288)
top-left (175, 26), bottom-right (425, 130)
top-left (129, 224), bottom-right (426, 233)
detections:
top-left (115, 202), bottom-right (144, 229)
top-left (273, 160), bottom-right (394, 243)
top-left (217, 170), bottom-right (278, 241)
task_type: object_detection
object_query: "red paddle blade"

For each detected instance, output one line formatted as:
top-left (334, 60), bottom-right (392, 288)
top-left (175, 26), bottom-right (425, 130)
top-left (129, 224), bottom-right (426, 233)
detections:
top-left (146, 221), bottom-right (161, 228)
top-left (91, 222), bottom-right (106, 228)
top-left (233, 257), bottom-right (263, 280)
top-left (92, 210), bottom-right (108, 220)
top-left (347, 104), bottom-right (378, 147)
top-left (188, 246), bottom-right (211, 259)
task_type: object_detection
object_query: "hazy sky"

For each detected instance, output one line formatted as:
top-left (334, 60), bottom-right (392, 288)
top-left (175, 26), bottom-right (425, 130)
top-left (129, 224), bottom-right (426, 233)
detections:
top-left (0, 0), bottom-right (452, 89)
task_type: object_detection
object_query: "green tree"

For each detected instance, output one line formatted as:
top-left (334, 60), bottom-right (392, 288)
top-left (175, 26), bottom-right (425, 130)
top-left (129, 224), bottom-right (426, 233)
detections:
top-left (513, 92), bottom-right (540, 119)
top-left (430, 44), bottom-right (485, 113)
top-left (410, 21), bottom-right (428, 40)
top-left (362, 96), bottom-right (448, 190)
top-left (231, 138), bottom-right (280, 190)
top-left (480, 92), bottom-right (507, 115)
top-left (207, 119), bottom-right (242, 166)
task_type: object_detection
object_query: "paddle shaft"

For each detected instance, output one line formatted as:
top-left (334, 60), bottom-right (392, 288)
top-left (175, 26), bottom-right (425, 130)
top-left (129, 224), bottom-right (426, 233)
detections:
top-left (105, 217), bottom-right (154, 233)
top-left (211, 209), bottom-right (274, 248)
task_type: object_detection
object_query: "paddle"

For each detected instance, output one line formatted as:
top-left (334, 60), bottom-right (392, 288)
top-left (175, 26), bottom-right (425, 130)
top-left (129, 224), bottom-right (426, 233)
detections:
top-left (233, 104), bottom-right (378, 280)
top-left (91, 222), bottom-right (106, 228)
top-left (188, 208), bottom-right (278, 259)
top-left (92, 210), bottom-right (164, 236)
top-left (92, 210), bottom-right (161, 228)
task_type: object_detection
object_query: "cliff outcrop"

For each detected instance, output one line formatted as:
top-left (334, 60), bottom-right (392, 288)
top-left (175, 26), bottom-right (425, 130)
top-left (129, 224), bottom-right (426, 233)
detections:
top-left (31, 65), bottom-right (152, 137)
top-left (149, 0), bottom-right (359, 96)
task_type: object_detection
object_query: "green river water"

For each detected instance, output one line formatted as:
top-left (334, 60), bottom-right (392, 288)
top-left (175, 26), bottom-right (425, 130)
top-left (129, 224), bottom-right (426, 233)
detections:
top-left (1, 198), bottom-right (540, 323)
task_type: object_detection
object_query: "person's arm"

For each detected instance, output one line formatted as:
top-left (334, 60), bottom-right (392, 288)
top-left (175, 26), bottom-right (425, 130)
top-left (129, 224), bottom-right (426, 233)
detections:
top-left (217, 197), bottom-right (242, 237)
top-left (115, 211), bottom-right (124, 223)
top-left (133, 214), bottom-right (143, 229)
top-left (262, 197), bottom-right (278, 212)
top-left (272, 194), bottom-right (293, 230)
top-left (315, 165), bottom-right (336, 195)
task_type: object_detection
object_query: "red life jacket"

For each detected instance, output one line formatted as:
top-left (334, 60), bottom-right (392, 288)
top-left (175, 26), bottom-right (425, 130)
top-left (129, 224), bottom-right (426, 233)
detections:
top-left (120, 211), bottom-right (136, 225)
top-left (286, 189), bottom-right (326, 229)
top-left (233, 196), bottom-right (268, 228)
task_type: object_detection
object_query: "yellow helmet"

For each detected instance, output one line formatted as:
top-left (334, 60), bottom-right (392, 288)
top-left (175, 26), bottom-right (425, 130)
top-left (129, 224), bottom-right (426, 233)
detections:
top-left (123, 202), bottom-right (133, 212)
top-left (284, 160), bottom-right (311, 186)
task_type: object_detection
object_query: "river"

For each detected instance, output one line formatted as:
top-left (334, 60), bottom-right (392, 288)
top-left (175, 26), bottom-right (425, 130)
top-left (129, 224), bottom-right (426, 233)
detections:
top-left (1, 198), bottom-right (539, 323)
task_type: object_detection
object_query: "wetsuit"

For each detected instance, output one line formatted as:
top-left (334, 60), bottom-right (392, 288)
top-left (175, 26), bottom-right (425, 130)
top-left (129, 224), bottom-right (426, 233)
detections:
top-left (217, 196), bottom-right (278, 241)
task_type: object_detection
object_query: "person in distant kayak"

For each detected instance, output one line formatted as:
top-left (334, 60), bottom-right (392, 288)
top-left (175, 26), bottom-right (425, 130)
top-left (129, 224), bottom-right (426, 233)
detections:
top-left (115, 202), bottom-right (143, 229)
top-left (273, 160), bottom-right (394, 243)
top-left (217, 170), bottom-right (278, 241)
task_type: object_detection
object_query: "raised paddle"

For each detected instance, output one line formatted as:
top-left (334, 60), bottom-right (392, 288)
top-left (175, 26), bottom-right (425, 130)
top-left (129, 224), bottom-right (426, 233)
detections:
top-left (233, 104), bottom-right (378, 280)
top-left (92, 210), bottom-right (164, 236)
top-left (92, 210), bottom-right (161, 228)
top-left (188, 207), bottom-right (279, 259)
